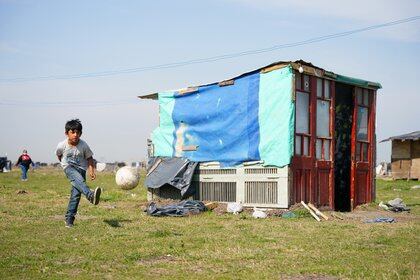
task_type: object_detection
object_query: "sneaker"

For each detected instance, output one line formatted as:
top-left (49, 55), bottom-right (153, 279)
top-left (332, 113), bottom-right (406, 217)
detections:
top-left (65, 220), bottom-right (74, 228)
top-left (90, 187), bottom-right (102, 205)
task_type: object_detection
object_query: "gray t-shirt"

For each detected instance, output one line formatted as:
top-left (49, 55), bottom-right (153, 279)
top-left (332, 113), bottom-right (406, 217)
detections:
top-left (56, 139), bottom-right (93, 170)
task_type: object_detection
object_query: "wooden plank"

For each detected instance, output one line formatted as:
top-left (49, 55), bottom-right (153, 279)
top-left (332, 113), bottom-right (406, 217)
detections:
top-left (391, 160), bottom-right (411, 179)
top-left (331, 212), bottom-right (344, 220)
top-left (260, 63), bottom-right (288, 74)
top-left (178, 87), bottom-right (198, 95)
top-left (411, 158), bottom-right (420, 180)
top-left (412, 141), bottom-right (420, 157)
top-left (391, 140), bottom-right (411, 159)
top-left (218, 79), bottom-right (234, 87)
top-left (301, 201), bottom-right (321, 221)
top-left (308, 202), bottom-right (329, 220)
top-left (204, 202), bottom-right (219, 210)
top-left (182, 145), bottom-right (198, 151)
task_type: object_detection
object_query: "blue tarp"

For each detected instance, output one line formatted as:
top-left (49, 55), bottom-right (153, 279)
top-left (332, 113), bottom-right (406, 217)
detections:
top-left (152, 65), bottom-right (295, 167)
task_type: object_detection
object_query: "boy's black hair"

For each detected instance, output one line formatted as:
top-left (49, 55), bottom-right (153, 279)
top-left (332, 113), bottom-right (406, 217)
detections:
top-left (65, 119), bottom-right (83, 133)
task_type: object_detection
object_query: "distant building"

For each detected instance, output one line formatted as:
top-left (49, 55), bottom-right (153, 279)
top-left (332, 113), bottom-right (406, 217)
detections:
top-left (381, 131), bottom-right (420, 180)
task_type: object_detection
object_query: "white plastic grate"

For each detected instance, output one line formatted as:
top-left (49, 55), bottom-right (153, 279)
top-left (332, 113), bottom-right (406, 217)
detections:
top-left (244, 181), bottom-right (278, 204)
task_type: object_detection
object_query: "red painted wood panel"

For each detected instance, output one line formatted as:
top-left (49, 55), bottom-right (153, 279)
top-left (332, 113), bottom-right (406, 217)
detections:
top-left (317, 167), bottom-right (330, 206)
top-left (355, 169), bottom-right (369, 205)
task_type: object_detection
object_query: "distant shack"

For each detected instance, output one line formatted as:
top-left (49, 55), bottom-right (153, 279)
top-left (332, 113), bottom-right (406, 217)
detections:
top-left (381, 131), bottom-right (420, 180)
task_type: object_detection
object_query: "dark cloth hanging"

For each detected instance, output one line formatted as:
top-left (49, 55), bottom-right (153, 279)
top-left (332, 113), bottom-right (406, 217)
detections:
top-left (145, 157), bottom-right (198, 198)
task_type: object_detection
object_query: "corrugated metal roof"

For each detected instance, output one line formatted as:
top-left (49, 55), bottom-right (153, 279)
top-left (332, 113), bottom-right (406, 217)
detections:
top-left (380, 131), bottom-right (420, 142)
top-left (138, 59), bottom-right (382, 100)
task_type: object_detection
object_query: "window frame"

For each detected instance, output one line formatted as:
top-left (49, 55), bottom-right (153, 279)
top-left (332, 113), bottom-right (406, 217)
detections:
top-left (355, 87), bottom-right (371, 163)
top-left (315, 78), bottom-right (332, 161)
top-left (295, 73), bottom-right (311, 157)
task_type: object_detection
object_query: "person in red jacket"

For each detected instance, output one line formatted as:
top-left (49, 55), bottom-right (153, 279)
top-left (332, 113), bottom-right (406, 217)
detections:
top-left (15, 149), bottom-right (34, 181)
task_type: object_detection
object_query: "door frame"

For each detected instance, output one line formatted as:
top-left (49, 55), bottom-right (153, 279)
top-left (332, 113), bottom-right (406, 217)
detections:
top-left (291, 72), bottom-right (336, 208)
top-left (350, 87), bottom-right (377, 209)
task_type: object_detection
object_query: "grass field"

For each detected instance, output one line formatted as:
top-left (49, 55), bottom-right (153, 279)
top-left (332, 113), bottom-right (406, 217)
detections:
top-left (0, 169), bottom-right (419, 279)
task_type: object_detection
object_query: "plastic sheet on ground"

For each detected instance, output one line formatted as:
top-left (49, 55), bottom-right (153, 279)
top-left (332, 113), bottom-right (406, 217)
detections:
top-left (365, 217), bottom-right (395, 223)
top-left (146, 200), bottom-right (206, 217)
top-left (387, 198), bottom-right (410, 212)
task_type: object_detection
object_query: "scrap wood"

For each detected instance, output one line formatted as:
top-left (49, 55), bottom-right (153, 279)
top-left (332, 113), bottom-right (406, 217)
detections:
top-left (331, 212), bottom-right (344, 220)
top-left (301, 201), bottom-right (321, 222)
top-left (204, 201), bottom-right (219, 211)
top-left (307, 203), bottom-right (329, 220)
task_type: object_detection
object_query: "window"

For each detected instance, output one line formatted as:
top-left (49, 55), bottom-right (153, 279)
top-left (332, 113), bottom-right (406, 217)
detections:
top-left (316, 100), bottom-right (330, 137)
top-left (295, 73), bottom-right (311, 157)
top-left (295, 135), bottom-right (302, 155)
top-left (357, 107), bottom-right (368, 141)
top-left (296, 92), bottom-right (309, 133)
top-left (315, 78), bottom-right (332, 161)
top-left (355, 87), bottom-right (370, 162)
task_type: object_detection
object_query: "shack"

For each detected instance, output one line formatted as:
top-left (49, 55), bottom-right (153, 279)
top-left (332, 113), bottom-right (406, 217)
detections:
top-left (139, 60), bottom-right (381, 211)
top-left (381, 131), bottom-right (420, 180)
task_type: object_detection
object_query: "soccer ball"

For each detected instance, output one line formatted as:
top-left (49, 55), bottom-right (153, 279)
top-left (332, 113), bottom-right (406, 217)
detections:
top-left (115, 166), bottom-right (140, 190)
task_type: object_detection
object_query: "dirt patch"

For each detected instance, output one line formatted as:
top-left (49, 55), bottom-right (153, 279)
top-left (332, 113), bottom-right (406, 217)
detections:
top-left (212, 203), bottom-right (227, 215)
top-left (266, 209), bottom-right (288, 217)
top-left (341, 208), bottom-right (418, 223)
top-left (16, 190), bottom-right (28, 195)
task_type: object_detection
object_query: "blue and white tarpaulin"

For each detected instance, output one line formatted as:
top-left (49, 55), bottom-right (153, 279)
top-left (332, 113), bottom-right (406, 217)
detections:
top-left (151, 65), bottom-right (295, 167)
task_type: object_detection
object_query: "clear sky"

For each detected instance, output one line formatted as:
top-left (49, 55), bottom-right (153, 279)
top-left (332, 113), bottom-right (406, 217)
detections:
top-left (1, 0), bottom-right (419, 164)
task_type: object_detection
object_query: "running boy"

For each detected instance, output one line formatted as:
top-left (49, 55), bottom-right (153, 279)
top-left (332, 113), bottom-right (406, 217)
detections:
top-left (15, 149), bottom-right (34, 181)
top-left (56, 119), bottom-right (102, 228)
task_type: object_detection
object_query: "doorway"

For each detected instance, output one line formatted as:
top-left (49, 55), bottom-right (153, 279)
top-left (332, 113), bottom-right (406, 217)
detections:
top-left (334, 83), bottom-right (353, 211)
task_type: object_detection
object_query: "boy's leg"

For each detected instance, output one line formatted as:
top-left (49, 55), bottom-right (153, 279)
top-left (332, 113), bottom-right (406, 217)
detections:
top-left (19, 165), bottom-right (27, 180)
top-left (65, 186), bottom-right (81, 225)
top-left (64, 166), bottom-right (93, 200)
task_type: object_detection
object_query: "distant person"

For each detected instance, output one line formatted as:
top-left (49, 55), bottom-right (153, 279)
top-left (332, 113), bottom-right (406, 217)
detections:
top-left (56, 119), bottom-right (102, 228)
top-left (15, 149), bottom-right (34, 181)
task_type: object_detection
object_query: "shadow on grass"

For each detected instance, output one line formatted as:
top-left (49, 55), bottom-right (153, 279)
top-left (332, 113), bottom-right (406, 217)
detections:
top-left (406, 203), bottom-right (420, 207)
top-left (104, 219), bottom-right (132, 228)
top-left (148, 229), bottom-right (183, 238)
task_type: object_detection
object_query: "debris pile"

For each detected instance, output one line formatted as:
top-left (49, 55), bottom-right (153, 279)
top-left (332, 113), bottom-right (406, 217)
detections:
top-left (379, 198), bottom-right (410, 212)
top-left (146, 200), bottom-right (206, 217)
top-left (365, 217), bottom-right (395, 223)
top-left (226, 202), bottom-right (243, 215)
top-left (251, 207), bottom-right (267, 219)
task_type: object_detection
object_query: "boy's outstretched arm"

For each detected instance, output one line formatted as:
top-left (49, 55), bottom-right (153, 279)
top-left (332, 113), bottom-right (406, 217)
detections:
top-left (15, 156), bottom-right (22, 167)
top-left (87, 157), bottom-right (96, 180)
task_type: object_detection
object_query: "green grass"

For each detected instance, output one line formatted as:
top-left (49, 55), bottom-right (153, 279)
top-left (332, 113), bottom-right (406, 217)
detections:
top-left (0, 169), bottom-right (419, 279)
